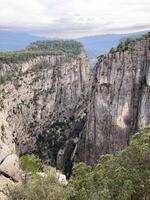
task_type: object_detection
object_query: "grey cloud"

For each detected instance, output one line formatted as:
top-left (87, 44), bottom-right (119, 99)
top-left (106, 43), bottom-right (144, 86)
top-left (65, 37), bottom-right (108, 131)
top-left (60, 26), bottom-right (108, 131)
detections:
top-left (30, 20), bottom-right (150, 38)
top-left (0, 20), bottom-right (149, 39)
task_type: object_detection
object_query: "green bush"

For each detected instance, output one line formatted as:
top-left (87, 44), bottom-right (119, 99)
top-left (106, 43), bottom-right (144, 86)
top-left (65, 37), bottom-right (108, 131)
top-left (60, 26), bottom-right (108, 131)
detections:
top-left (8, 169), bottom-right (67, 200)
top-left (67, 126), bottom-right (150, 200)
top-left (20, 154), bottom-right (40, 173)
top-left (8, 127), bottom-right (150, 200)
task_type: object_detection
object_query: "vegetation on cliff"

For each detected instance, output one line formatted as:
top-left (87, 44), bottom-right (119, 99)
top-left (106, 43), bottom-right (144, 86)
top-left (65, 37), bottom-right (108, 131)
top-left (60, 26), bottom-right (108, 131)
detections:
top-left (20, 154), bottom-right (40, 174)
top-left (97, 32), bottom-right (150, 63)
top-left (0, 40), bottom-right (82, 63)
top-left (27, 40), bottom-right (82, 55)
top-left (8, 126), bottom-right (150, 200)
top-left (109, 32), bottom-right (150, 53)
top-left (0, 51), bottom-right (48, 63)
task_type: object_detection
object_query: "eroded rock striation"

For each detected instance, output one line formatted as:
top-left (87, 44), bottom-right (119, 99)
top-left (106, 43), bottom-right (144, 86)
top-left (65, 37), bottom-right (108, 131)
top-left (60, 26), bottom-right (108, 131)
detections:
top-left (0, 40), bottom-right (91, 197)
top-left (79, 36), bottom-right (150, 164)
top-left (0, 35), bottom-right (150, 197)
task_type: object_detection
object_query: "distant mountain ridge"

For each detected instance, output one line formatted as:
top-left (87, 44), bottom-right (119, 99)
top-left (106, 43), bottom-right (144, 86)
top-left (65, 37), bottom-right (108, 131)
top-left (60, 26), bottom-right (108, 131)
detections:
top-left (77, 31), bottom-right (149, 64)
top-left (0, 30), bottom-right (149, 64)
top-left (0, 31), bottom-right (45, 51)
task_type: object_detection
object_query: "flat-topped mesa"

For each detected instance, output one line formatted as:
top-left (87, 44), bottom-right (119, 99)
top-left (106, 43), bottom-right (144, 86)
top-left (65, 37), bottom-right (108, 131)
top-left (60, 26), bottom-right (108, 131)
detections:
top-left (0, 40), bottom-right (91, 197)
top-left (0, 40), bottom-right (85, 79)
top-left (26, 40), bottom-right (83, 55)
top-left (78, 33), bottom-right (150, 165)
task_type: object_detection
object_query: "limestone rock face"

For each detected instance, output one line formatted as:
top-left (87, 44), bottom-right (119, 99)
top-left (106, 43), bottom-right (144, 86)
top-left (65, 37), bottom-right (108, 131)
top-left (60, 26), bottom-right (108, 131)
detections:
top-left (0, 43), bottom-right (91, 192)
top-left (0, 154), bottom-right (21, 181)
top-left (80, 38), bottom-right (150, 165)
top-left (0, 141), bottom-right (11, 164)
top-left (0, 175), bottom-right (14, 200)
top-left (0, 50), bottom-right (90, 155)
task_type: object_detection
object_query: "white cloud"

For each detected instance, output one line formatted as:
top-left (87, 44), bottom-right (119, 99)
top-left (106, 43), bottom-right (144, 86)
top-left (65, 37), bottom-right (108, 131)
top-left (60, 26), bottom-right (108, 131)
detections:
top-left (0, 0), bottom-right (150, 38)
top-left (0, 0), bottom-right (53, 26)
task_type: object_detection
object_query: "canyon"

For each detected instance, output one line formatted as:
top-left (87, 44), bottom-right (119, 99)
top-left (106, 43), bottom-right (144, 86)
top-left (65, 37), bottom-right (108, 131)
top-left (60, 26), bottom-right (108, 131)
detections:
top-left (0, 35), bottom-right (150, 199)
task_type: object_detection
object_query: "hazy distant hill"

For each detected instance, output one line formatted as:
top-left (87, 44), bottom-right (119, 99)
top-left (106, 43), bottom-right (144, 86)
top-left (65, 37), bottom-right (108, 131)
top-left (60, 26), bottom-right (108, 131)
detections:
top-left (78, 31), bottom-right (148, 64)
top-left (0, 31), bottom-right (45, 51)
top-left (0, 30), bottom-right (148, 64)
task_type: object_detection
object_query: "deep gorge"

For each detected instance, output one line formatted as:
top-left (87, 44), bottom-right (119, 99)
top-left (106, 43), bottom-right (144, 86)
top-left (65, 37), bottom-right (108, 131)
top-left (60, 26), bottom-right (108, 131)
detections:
top-left (0, 35), bottom-right (150, 198)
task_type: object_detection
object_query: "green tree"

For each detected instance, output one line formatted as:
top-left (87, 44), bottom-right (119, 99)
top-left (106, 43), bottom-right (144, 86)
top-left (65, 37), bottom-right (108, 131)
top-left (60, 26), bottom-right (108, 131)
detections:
top-left (67, 126), bottom-right (150, 200)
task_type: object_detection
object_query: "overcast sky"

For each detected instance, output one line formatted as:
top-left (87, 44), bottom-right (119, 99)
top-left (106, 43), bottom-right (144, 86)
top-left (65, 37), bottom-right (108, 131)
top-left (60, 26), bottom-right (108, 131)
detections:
top-left (0, 0), bottom-right (150, 38)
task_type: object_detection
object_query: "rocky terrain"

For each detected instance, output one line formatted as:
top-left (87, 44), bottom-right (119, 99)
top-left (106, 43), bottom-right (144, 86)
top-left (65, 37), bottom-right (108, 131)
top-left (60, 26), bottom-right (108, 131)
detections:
top-left (0, 34), bottom-right (150, 199)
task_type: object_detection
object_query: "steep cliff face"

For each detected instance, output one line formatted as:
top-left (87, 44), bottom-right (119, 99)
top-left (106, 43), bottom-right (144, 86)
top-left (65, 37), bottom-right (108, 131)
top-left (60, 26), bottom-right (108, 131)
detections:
top-left (79, 37), bottom-right (150, 165)
top-left (0, 41), bottom-right (91, 197)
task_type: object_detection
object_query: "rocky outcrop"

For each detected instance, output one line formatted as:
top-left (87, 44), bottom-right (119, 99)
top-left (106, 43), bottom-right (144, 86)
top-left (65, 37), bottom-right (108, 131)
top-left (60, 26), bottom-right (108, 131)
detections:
top-left (0, 175), bottom-right (14, 200)
top-left (79, 37), bottom-right (150, 165)
top-left (0, 154), bottom-right (21, 182)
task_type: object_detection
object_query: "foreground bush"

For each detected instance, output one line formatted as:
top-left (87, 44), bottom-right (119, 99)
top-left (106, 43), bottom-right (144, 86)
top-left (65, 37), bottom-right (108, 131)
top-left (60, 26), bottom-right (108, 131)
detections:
top-left (8, 126), bottom-right (150, 200)
top-left (67, 126), bottom-right (150, 200)
top-left (8, 168), bottom-right (67, 200)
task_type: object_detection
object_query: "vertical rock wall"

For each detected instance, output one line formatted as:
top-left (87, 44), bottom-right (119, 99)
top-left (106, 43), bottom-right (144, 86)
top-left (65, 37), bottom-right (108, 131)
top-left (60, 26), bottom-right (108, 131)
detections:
top-left (81, 38), bottom-right (150, 165)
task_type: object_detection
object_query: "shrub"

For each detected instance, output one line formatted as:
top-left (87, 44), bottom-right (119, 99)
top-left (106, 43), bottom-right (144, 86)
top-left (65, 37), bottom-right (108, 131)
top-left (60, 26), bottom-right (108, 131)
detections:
top-left (20, 154), bottom-right (40, 173)
top-left (8, 127), bottom-right (150, 200)
top-left (8, 169), bottom-right (67, 200)
top-left (67, 126), bottom-right (150, 200)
